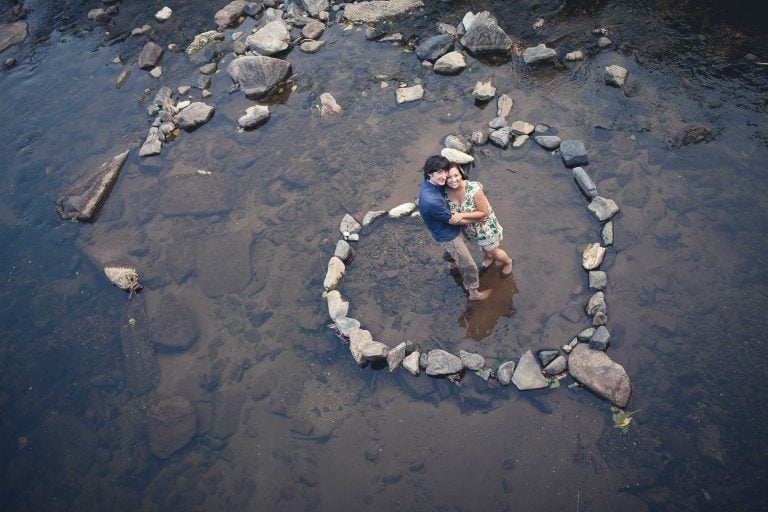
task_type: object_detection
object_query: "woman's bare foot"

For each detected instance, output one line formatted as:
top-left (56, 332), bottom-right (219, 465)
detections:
top-left (501, 260), bottom-right (513, 277)
top-left (479, 257), bottom-right (494, 272)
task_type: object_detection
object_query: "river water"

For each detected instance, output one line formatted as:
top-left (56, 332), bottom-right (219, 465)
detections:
top-left (1, 0), bottom-right (767, 510)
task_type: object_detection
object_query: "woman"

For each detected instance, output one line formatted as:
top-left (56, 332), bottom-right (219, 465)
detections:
top-left (445, 165), bottom-right (513, 276)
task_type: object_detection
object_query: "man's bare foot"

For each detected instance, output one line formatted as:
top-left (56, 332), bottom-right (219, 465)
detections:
top-left (469, 289), bottom-right (492, 300)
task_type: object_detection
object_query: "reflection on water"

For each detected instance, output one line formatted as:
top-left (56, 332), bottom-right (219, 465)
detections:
top-left (1, 0), bottom-right (768, 510)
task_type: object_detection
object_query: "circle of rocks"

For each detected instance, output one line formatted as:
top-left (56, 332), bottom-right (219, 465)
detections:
top-left (323, 114), bottom-right (631, 408)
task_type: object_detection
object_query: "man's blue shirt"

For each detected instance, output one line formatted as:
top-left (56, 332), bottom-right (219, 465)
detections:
top-left (419, 180), bottom-right (460, 242)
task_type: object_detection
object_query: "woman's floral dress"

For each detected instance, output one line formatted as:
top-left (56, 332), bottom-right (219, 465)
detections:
top-left (445, 180), bottom-right (503, 248)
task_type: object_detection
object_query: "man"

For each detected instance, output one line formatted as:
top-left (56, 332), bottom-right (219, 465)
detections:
top-left (418, 155), bottom-right (492, 301)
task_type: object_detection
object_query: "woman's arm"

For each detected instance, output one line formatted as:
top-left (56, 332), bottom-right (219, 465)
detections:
top-left (448, 211), bottom-right (485, 225)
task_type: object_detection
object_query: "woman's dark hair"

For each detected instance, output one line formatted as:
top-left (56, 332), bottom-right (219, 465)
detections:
top-left (423, 155), bottom-right (450, 180)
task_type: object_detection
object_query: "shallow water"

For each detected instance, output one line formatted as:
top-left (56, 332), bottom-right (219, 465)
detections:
top-left (1, 0), bottom-right (768, 510)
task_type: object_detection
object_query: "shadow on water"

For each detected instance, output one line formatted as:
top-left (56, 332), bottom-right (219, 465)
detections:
top-left (1, 0), bottom-right (768, 510)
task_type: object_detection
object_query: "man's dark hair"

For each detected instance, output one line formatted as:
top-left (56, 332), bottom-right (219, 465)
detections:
top-left (423, 155), bottom-right (450, 180)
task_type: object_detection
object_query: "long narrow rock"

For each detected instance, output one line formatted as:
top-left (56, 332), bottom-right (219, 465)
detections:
top-left (56, 150), bottom-right (130, 221)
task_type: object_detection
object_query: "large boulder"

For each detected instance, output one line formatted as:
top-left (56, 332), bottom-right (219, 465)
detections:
top-left (56, 150), bottom-right (130, 221)
top-left (0, 22), bottom-right (28, 53)
top-left (568, 344), bottom-right (632, 407)
top-left (146, 395), bottom-right (197, 459)
top-left (459, 11), bottom-right (512, 54)
top-left (227, 55), bottom-right (292, 99)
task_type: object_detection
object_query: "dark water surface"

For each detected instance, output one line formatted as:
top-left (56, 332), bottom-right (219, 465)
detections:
top-left (1, 0), bottom-right (767, 510)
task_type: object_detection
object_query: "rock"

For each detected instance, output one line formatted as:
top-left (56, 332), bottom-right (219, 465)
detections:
top-left (178, 85), bottom-right (191, 95)
top-left (537, 350), bottom-right (559, 367)
top-left (433, 51), bottom-right (466, 74)
top-left (146, 395), bottom-right (197, 459)
top-left (238, 104), bottom-right (270, 129)
top-left (568, 344), bottom-right (631, 407)
top-left (103, 266), bottom-right (140, 291)
top-left (403, 351), bottom-right (420, 375)
top-left (459, 11), bottom-right (512, 54)
top-left (334, 316), bottom-right (360, 336)
top-left (511, 349), bottom-right (550, 390)
top-left (246, 20), bottom-right (291, 56)
top-left (0, 22), bottom-right (27, 53)
top-left (149, 66), bottom-right (162, 78)
top-left (139, 126), bottom-right (163, 157)
top-left (497, 360), bottom-right (516, 385)
top-left (560, 139), bottom-right (589, 167)
top-left (582, 243), bottom-right (605, 270)
top-left (87, 9), bottom-right (110, 22)
top-left (340, 213), bottom-right (361, 235)
top-left (512, 134), bottom-right (529, 148)
top-left (473, 78), bottom-right (496, 102)
top-left (199, 63), bottom-right (218, 75)
top-left (488, 117), bottom-right (508, 129)
top-left (589, 325), bottom-right (610, 351)
top-left (361, 341), bottom-right (390, 361)
top-left (471, 128), bottom-right (489, 145)
top-left (210, 390), bottom-right (247, 439)
top-left (3, 57), bottom-right (16, 69)
top-left (534, 124), bottom-right (549, 134)
top-left (326, 290), bottom-right (349, 320)
top-left (459, 350), bottom-right (484, 371)
top-left (396, 84), bottom-right (423, 103)
top-left (56, 150), bottom-right (130, 221)
top-left (302, 20), bottom-right (326, 39)
top-left (441, 147), bottom-right (474, 164)
top-left (415, 34), bottom-right (454, 62)
top-left (598, 36), bottom-right (613, 48)
top-left (489, 127), bottom-right (511, 148)
top-left (588, 196), bottom-right (620, 221)
top-left (497, 94), bottom-right (514, 118)
top-left (589, 271), bottom-right (607, 291)
top-left (419, 352), bottom-right (429, 368)
top-left (602, 221), bottom-right (614, 246)
top-left (586, 291), bottom-right (607, 317)
top-left (176, 102), bottom-right (214, 131)
top-left (510, 121), bottom-right (534, 135)
top-left (362, 210), bottom-right (387, 226)
top-left (323, 256), bottom-right (346, 291)
top-left (138, 41), bottom-right (163, 70)
top-left (319, 92), bottom-right (342, 116)
top-left (523, 44), bottom-right (557, 64)
top-left (301, 0), bottom-right (329, 16)
top-left (573, 167), bottom-right (597, 198)
top-left (605, 64), bottom-right (628, 87)
top-left (300, 40), bottom-right (326, 53)
top-left (565, 49), bottom-right (586, 61)
top-left (388, 202), bottom-right (416, 218)
top-left (150, 294), bottom-right (199, 350)
top-left (115, 69), bottom-right (131, 88)
top-left (534, 135), bottom-right (561, 149)
top-left (387, 342), bottom-right (407, 372)
top-left (227, 55), bottom-right (292, 99)
top-left (425, 349), bottom-right (463, 376)
top-left (334, 240), bottom-right (351, 261)
top-left (592, 311), bottom-right (608, 327)
top-left (186, 30), bottom-right (220, 56)
top-left (343, 0), bottom-right (424, 23)
top-left (349, 328), bottom-right (373, 365)
top-left (215, 1), bottom-right (247, 30)
top-left (670, 125), bottom-right (716, 148)
top-left (442, 135), bottom-right (471, 155)
top-left (543, 355), bottom-right (568, 375)
top-left (155, 7), bottom-right (173, 22)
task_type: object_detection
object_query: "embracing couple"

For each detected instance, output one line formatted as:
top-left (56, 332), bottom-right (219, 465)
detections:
top-left (418, 155), bottom-right (513, 301)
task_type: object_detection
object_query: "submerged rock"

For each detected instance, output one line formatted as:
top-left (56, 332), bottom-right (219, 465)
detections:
top-left (146, 395), bottom-right (197, 459)
top-left (0, 22), bottom-right (27, 53)
top-left (396, 84), bottom-right (423, 103)
top-left (568, 344), bottom-right (631, 407)
top-left (227, 55), bottom-right (292, 99)
top-left (56, 150), bottom-right (130, 221)
top-left (149, 293), bottom-right (199, 351)
top-left (139, 127), bottom-right (162, 157)
top-left (319, 92), bottom-right (342, 116)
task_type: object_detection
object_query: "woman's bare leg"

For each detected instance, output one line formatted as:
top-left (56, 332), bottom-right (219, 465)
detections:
top-left (483, 247), bottom-right (513, 275)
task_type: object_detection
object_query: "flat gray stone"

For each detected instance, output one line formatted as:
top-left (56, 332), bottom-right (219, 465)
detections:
top-left (56, 150), bottom-right (129, 221)
top-left (215, 0), bottom-right (247, 30)
top-left (473, 78), bottom-right (496, 102)
top-left (586, 291), bottom-right (607, 317)
top-left (602, 221), bottom-right (614, 246)
top-left (415, 33), bottom-right (453, 62)
top-left (246, 20), bottom-right (291, 55)
top-left (433, 51), bottom-right (466, 74)
top-left (138, 41), bottom-right (163, 70)
top-left (177, 102), bottom-right (215, 131)
top-left (387, 342), bottom-right (407, 372)
top-left (227, 55), bottom-right (292, 99)
top-left (588, 196), bottom-right (620, 221)
top-left (425, 349), bottom-right (463, 376)
top-left (238, 104), bottom-right (270, 130)
top-left (560, 139), bottom-right (589, 167)
top-left (511, 349), bottom-right (549, 390)
top-left (589, 325), bottom-right (611, 351)
top-left (403, 351), bottom-right (420, 375)
top-left (0, 22), bottom-right (28, 53)
top-left (302, 20), bottom-right (326, 39)
top-left (362, 341), bottom-right (390, 361)
top-left (543, 355), bottom-right (568, 375)
top-left (334, 239), bottom-right (351, 261)
top-left (568, 344), bottom-right (631, 407)
top-left (459, 11), bottom-right (512, 54)
top-left (343, 0), bottom-right (424, 23)
top-left (489, 127), bottom-right (511, 148)
top-left (582, 243), bottom-right (605, 270)
top-left (589, 271), bottom-right (607, 291)
top-left (605, 64), bottom-right (628, 87)
top-left (573, 167), bottom-right (597, 198)
top-left (334, 316), bottom-right (359, 336)
top-left (323, 256), bottom-right (346, 291)
top-left (339, 213), bottom-right (361, 235)
top-left (459, 350), bottom-right (484, 371)
top-left (523, 44), bottom-right (557, 64)
top-left (497, 94), bottom-right (514, 118)
top-left (139, 127), bottom-right (162, 157)
top-left (326, 290), bottom-right (349, 320)
top-left (534, 135), bottom-right (561, 149)
top-left (349, 328), bottom-right (373, 365)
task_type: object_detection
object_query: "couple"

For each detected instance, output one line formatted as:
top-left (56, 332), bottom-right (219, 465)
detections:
top-left (418, 155), bottom-right (513, 301)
